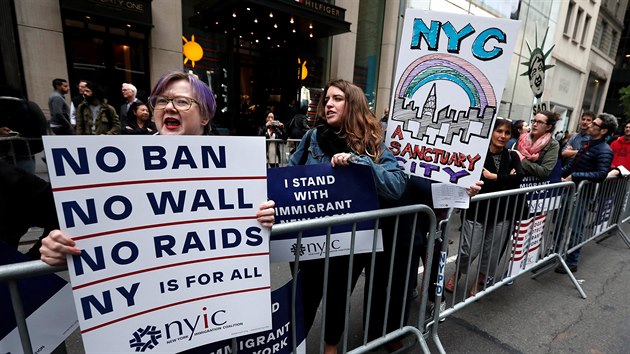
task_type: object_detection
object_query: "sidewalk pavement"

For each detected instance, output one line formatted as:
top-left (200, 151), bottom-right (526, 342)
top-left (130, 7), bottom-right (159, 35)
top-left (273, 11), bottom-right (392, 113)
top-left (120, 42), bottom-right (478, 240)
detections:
top-left (425, 220), bottom-right (630, 354)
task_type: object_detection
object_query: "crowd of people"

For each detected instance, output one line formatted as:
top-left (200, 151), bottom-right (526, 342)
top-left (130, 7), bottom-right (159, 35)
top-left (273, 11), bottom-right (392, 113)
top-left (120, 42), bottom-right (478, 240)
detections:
top-left (2, 71), bottom-right (630, 353)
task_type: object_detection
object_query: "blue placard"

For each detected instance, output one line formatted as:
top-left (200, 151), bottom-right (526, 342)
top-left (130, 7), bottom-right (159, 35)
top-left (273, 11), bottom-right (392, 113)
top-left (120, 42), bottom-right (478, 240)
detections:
top-left (267, 164), bottom-right (382, 262)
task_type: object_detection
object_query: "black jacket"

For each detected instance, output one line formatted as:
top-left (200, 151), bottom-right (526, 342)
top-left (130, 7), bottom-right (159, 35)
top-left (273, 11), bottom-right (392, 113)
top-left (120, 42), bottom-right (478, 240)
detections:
top-left (561, 138), bottom-right (613, 183)
top-left (465, 149), bottom-right (525, 223)
top-left (0, 161), bottom-right (59, 258)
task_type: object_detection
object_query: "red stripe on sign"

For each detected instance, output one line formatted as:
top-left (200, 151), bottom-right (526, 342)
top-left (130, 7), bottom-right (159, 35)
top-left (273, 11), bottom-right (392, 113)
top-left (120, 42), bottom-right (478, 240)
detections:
top-left (72, 252), bottom-right (270, 290)
top-left (80, 286), bottom-right (271, 334)
top-left (52, 176), bottom-right (266, 192)
top-left (72, 215), bottom-right (258, 240)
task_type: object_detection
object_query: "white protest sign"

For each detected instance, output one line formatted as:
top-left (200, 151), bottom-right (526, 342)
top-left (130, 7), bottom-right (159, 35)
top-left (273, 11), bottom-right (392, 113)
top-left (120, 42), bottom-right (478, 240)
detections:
top-left (386, 10), bottom-right (521, 187)
top-left (43, 135), bottom-right (272, 353)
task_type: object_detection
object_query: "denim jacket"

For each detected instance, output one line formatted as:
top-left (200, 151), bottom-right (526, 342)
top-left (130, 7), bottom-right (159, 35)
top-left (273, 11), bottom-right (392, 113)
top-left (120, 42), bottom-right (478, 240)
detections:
top-left (288, 129), bottom-right (407, 200)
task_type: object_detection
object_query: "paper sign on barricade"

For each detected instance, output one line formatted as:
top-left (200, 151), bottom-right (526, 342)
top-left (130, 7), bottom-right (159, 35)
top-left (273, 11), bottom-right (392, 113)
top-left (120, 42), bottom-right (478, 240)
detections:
top-left (520, 161), bottom-right (562, 214)
top-left (508, 214), bottom-right (546, 277)
top-left (43, 136), bottom-right (272, 353)
top-left (386, 9), bottom-right (520, 188)
top-left (0, 243), bottom-right (78, 354)
top-left (593, 197), bottom-right (613, 236)
top-left (267, 164), bottom-right (381, 263)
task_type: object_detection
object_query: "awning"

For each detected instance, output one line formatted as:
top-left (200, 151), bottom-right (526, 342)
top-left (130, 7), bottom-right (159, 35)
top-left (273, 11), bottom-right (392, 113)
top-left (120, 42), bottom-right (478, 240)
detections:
top-left (190, 0), bottom-right (351, 39)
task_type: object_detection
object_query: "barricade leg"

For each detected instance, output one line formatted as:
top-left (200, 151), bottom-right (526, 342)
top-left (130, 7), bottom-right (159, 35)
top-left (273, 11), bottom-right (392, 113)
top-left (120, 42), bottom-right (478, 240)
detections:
top-left (614, 225), bottom-right (630, 248)
top-left (531, 254), bottom-right (587, 299)
top-left (554, 255), bottom-right (587, 299)
top-left (9, 280), bottom-right (34, 354)
top-left (595, 224), bottom-right (630, 248)
top-left (348, 327), bottom-right (427, 354)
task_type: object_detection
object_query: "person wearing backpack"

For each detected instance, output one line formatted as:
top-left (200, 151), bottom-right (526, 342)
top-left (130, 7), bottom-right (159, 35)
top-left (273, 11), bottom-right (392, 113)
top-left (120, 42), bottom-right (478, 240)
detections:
top-left (75, 82), bottom-right (121, 135)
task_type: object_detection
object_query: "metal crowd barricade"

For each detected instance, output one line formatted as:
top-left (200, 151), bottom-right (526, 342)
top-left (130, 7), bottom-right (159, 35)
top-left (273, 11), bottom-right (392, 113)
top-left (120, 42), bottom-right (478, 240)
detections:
top-left (428, 182), bottom-right (576, 353)
top-left (0, 136), bottom-right (37, 166)
top-left (567, 175), bottom-right (630, 252)
top-left (595, 174), bottom-right (630, 246)
top-left (271, 204), bottom-right (438, 354)
top-left (0, 205), bottom-right (437, 354)
top-left (0, 260), bottom-right (67, 354)
top-left (529, 175), bottom-right (630, 292)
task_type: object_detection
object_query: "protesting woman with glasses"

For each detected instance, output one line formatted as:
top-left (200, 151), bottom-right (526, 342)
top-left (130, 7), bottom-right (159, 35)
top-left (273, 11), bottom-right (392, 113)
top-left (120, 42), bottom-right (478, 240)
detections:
top-left (289, 79), bottom-right (406, 354)
top-left (445, 119), bottom-right (524, 296)
top-left (40, 71), bottom-right (275, 265)
top-left (515, 111), bottom-right (560, 179)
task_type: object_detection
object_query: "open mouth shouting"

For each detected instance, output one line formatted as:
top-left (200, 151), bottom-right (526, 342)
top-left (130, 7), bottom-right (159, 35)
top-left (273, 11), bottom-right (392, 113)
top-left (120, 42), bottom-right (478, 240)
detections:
top-left (163, 117), bottom-right (181, 131)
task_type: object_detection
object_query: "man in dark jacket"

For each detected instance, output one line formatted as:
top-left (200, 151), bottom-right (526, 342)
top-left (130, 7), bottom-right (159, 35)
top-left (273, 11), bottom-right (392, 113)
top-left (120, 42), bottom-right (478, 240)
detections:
top-left (557, 113), bottom-right (617, 273)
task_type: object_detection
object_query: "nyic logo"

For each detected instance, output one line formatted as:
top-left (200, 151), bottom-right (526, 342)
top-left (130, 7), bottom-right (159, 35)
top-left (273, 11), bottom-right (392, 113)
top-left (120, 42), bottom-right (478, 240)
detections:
top-left (292, 240), bottom-right (341, 257)
top-left (290, 243), bottom-right (306, 256)
top-left (129, 325), bottom-right (162, 352)
top-left (128, 307), bottom-right (227, 351)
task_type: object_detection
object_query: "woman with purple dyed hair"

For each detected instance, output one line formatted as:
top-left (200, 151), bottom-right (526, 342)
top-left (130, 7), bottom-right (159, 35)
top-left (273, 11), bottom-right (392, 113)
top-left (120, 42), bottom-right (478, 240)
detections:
top-left (39, 71), bottom-right (275, 265)
top-left (148, 71), bottom-right (217, 135)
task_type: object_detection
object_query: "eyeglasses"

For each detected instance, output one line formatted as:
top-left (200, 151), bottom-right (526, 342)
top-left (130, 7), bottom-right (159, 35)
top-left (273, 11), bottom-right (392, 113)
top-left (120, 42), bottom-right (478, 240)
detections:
top-left (532, 119), bottom-right (548, 126)
top-left (150, 96), bottom-right (198, 111)
top-left (591, 121), bottom-right (602, 129)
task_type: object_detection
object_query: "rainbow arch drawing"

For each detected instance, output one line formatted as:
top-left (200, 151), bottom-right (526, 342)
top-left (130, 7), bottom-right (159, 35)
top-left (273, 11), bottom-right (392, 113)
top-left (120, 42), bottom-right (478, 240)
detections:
top-left (396, 53), bottom-right (496, 108)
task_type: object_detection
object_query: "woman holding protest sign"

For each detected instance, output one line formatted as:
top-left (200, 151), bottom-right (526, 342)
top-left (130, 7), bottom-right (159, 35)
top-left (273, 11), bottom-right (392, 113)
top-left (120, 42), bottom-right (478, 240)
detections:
top-left (288, 79), bottom-right (406, 354)
top-left (515, 111), bottom-right (560, 179)
top-left (445, 118), bottom-right (524, 297)
top-left (39, 71), bottom-right (275, 265)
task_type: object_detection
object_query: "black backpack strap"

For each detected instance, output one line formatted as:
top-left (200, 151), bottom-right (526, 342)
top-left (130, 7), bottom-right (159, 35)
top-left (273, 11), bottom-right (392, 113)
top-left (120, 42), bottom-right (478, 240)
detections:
top-left (299, 129), bottom-right (314, 165)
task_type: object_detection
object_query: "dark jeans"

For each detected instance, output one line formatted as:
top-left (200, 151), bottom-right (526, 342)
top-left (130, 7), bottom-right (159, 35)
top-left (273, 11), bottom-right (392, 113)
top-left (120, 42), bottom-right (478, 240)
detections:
top-left (298, 255), bottom-right (365, 345)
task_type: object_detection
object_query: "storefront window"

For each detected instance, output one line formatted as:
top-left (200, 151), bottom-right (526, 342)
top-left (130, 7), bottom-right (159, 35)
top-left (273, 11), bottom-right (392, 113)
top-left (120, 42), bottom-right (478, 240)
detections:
top-left (63, 17), bottom-right (150, 105)
top-left (183, 0), bottom-right (340, 135)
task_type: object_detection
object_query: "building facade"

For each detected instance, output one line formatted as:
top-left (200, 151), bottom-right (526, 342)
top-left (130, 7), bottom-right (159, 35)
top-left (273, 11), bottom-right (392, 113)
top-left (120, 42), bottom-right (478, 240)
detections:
top-left (604, 3), bottom-right (630, 122)
top-left (379, 0), bottom-right (627, 133)
top-left (2, 0), bottom-right (626, 135)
